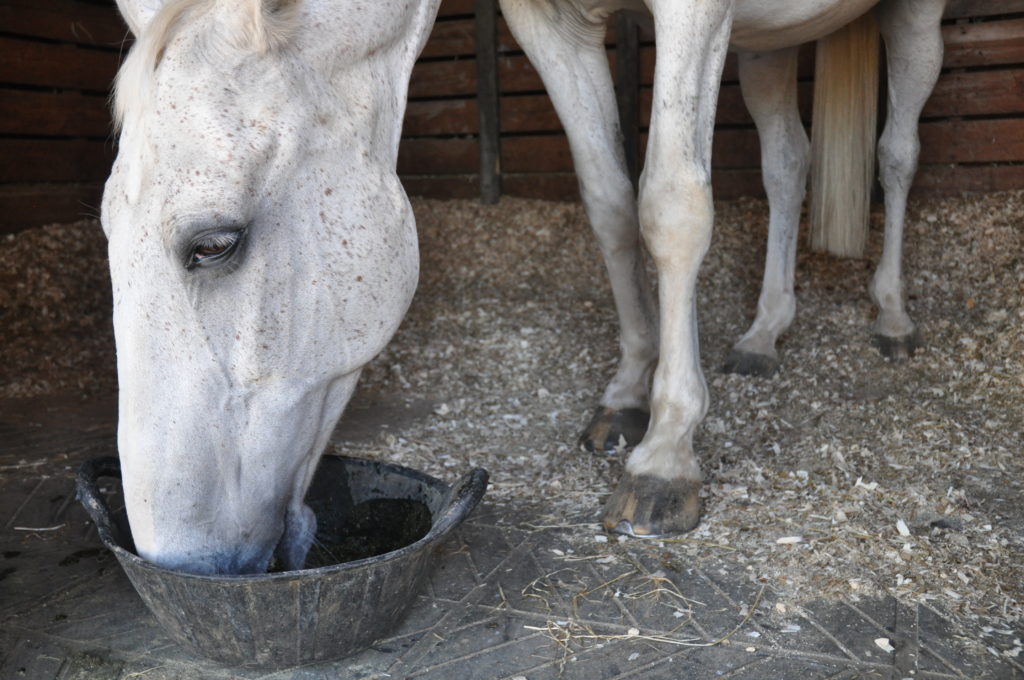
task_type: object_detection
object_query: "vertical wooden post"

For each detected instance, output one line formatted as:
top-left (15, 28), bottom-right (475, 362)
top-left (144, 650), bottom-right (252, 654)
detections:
top-left (475, 0), bottom-right (502, 204)
top-left (615, 12), bottom-right (640, 191)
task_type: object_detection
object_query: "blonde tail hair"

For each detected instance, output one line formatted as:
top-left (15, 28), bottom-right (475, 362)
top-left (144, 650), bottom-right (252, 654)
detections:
top-left (810, 12), bottom-right (881, 258)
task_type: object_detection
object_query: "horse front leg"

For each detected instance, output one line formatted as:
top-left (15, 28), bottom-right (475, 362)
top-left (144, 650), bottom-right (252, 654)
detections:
top-left (871, 0), bottom-right (945, 359)
top-left (723, 48), bottom-right (808, 377)
top-left (602, 0), bottom-right (734, 536)
top-left (501, 0), bottom-right (658, 454)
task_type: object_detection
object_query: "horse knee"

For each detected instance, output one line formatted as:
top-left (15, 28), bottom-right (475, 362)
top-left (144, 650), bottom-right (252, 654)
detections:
top-left (877, 127), bottom-right (919, 194)
top-left (763, 130), bottom-right (809, 197)
top-left (580, 177), bottom-right (640, 254)
top-left (638, 173), bottom-right (713, 265)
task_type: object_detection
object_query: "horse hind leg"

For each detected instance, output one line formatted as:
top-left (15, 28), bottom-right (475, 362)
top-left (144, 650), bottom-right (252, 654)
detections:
top-left (723, 47), bottom-right (808, 378)
top-left (871, 0), bottom-right (945, 359)
top-left (501, 0), bottom-right (658, 455)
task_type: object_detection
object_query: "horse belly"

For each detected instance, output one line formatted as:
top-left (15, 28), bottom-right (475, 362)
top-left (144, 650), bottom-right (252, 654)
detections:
top-left (730, 0), bottom-right (879, 52)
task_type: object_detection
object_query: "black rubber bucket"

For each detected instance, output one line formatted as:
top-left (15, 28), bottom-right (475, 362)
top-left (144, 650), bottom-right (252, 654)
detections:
top-left (76, 455), bottom-right (488, 668)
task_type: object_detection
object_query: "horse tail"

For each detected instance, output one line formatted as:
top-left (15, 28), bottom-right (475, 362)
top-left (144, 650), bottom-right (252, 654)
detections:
top-left (809, 12), bottom-right (881, 258)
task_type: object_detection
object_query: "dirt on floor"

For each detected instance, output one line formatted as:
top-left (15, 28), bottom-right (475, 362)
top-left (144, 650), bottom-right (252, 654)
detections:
top-left (1, 192), bottom-right (1022, 662)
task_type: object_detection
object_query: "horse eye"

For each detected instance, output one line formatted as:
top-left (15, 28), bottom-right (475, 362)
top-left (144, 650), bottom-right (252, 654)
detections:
top-left (185, 230), bottom-right (244, 271)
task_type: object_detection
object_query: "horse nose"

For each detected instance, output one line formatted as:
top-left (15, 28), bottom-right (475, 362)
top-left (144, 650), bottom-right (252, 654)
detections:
top-left (218, 549), bottom-right (273, 575)
top-left (195, 545), bottom-right (276, 575)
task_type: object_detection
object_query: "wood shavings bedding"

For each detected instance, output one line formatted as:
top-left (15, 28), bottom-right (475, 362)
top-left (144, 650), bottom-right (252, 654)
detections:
top-left (2, 192), bottom-right (1021, 660)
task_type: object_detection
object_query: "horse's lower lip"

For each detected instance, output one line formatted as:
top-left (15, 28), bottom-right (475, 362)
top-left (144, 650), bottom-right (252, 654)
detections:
top-left (76, 455), bottom-right (488, 668)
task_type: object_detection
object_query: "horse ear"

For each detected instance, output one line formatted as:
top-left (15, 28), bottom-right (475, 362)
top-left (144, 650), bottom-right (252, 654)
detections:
top-left (115, 0), bottom-right (169, 36)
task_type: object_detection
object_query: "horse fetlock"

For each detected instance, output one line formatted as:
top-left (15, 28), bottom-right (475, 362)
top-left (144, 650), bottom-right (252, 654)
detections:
top-left (601, 471), bottom-right (702, 537)
top-left (579, 407), bottom-right (650, 455)
top-left (601, 352), bottom-right (656, 410)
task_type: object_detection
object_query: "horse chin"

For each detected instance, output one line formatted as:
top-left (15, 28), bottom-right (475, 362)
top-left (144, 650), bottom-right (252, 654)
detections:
top-left (272, 502), bottom-right (317, 572)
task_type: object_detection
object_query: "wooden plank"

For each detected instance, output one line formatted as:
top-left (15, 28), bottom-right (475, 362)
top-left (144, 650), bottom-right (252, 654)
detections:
top-left (398, 137), bottom-right (478, 176)
top-left (942, 18), bottom-right (1024, 68)
top-left (422, 15), bottom-right (654, 60)
top-left (404, 98), bottom-right (478, 136)
top-left (402, 174), bottom-right (480, 199)
top-left (501, 130), bottom-right (762, 173)
top-left (475, 0), bottom-right (502, 203)
top-left (0, 139), bottom-right (114, 184)
top-left (409, 15), bottom-right (1023, 102)
top-left (489, 119), bottom-right (1022, 174)
top-left (944, 0), bottom-right (1024, 19)
top-left (437, 0), bottom-right (476, 17)
top-left (616, 12), bottom-right (641, 188)
top-left (0, 36), bottom-right (122, 92)
top-left (471, 70), bottom-right (1024, 138)
top-left (634, 43), bottom-right (818, 87)
top-left (924, 68), bottom-right (1024, 118)
top-left (411, 48), bottom-right (617, 99)
top-left (911, 163), bottom-right (1024, 194)
top-left (409, 58), bottom-right (478, 98)
top-left (401, 168), bottom-right (768, 201)
top-left (419, 17), bottom-right (524, 58)
top-left (0, 89), bottom-right (112, 137)
top-left (505, 173), bottom-right (579, 201)
top-left (402, 81), bottom-right (809, 138)
top-left (409, 47), bottom-right (808, 99)
top-left (494, 93), bottom-right (561, 133)
top-left (0, 183), bottom-right (104, 234)
top-left (0, 0), bottom-right (129, 47)
top-left (402, 163), bottom-right (1024, 202)
top-left (400, 119), bottom-right (1024, 185)
top-left (919, 118), bottom-right (1024, 164)
top-left (422, 18), bottom-right (475, 58)
top-left (642, 81), bottom-right (813, 127)
top-left (410, 17), bottom-right (1015, 99)
top-left (398, 127), bottom-right (765, 176)
top-left (403, 173), bottom-right (581, 202)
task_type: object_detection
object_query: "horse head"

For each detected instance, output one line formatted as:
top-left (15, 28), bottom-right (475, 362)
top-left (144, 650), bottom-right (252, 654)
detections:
top-left (102, 0), bottom-right (432, 573)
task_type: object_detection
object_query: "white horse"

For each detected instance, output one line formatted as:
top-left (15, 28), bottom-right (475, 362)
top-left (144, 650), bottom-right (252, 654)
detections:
top-left (103, 0), bottom-right (945, 574)
top-left (105, 0), bottom-right (433, 573)
top-left (502, 0), bottom-right (946, 536)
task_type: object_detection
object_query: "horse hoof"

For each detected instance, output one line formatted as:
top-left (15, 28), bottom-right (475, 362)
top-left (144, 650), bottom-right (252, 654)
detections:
top-left (601, 471), bottom-right (701, 536)
top-left (874, 330), bottom-right (921, 360)
top-left (721, 350), bottom-right (778, 378)
top-left (578, 408), bottom-right (649, 455)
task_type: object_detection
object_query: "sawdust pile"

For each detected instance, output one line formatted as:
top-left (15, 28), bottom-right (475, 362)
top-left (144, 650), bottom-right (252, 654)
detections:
top-left (0, 222), bottom-right (115, 397)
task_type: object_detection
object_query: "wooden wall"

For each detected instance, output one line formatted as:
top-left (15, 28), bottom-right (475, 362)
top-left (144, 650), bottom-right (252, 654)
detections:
top-left (0, 0), bottom-right (126, 233)
top-left (401, 0), bottom-right (1024, 201)
top-left (1, 0), bottom-right (1021, 233)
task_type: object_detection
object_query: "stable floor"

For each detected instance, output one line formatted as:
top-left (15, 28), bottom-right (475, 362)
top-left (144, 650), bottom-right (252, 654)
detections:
top-left (3, 194), bottom-right (1023, 678)
top-left (1, 391), bottom-right (1018, 680)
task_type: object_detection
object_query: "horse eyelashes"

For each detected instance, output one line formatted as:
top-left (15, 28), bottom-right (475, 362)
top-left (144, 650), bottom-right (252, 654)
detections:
top-left (185, 229), bottom-right (245, 271)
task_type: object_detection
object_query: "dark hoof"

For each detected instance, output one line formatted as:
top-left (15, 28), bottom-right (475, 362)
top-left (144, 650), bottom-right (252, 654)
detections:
top-left (579, 408), bottom-right (649, 455)
top-left (601, 472), bottom-right (702, 536)
top-left (874, 330), bottom-right (922, 360)
top-left (721, 350), bottom-right (778, 378)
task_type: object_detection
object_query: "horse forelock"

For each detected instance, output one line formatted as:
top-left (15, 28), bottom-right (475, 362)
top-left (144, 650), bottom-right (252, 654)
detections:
top-left (113, 0), bottom-right (209, 133)
top-left (113, 0), bottom-right (298, 133)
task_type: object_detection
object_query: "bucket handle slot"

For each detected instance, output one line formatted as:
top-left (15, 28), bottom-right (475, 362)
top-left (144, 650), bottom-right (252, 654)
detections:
top-left (429, 468), bottom-right (489, 540)
top-left (75, 456), bottom-right (126, 551)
